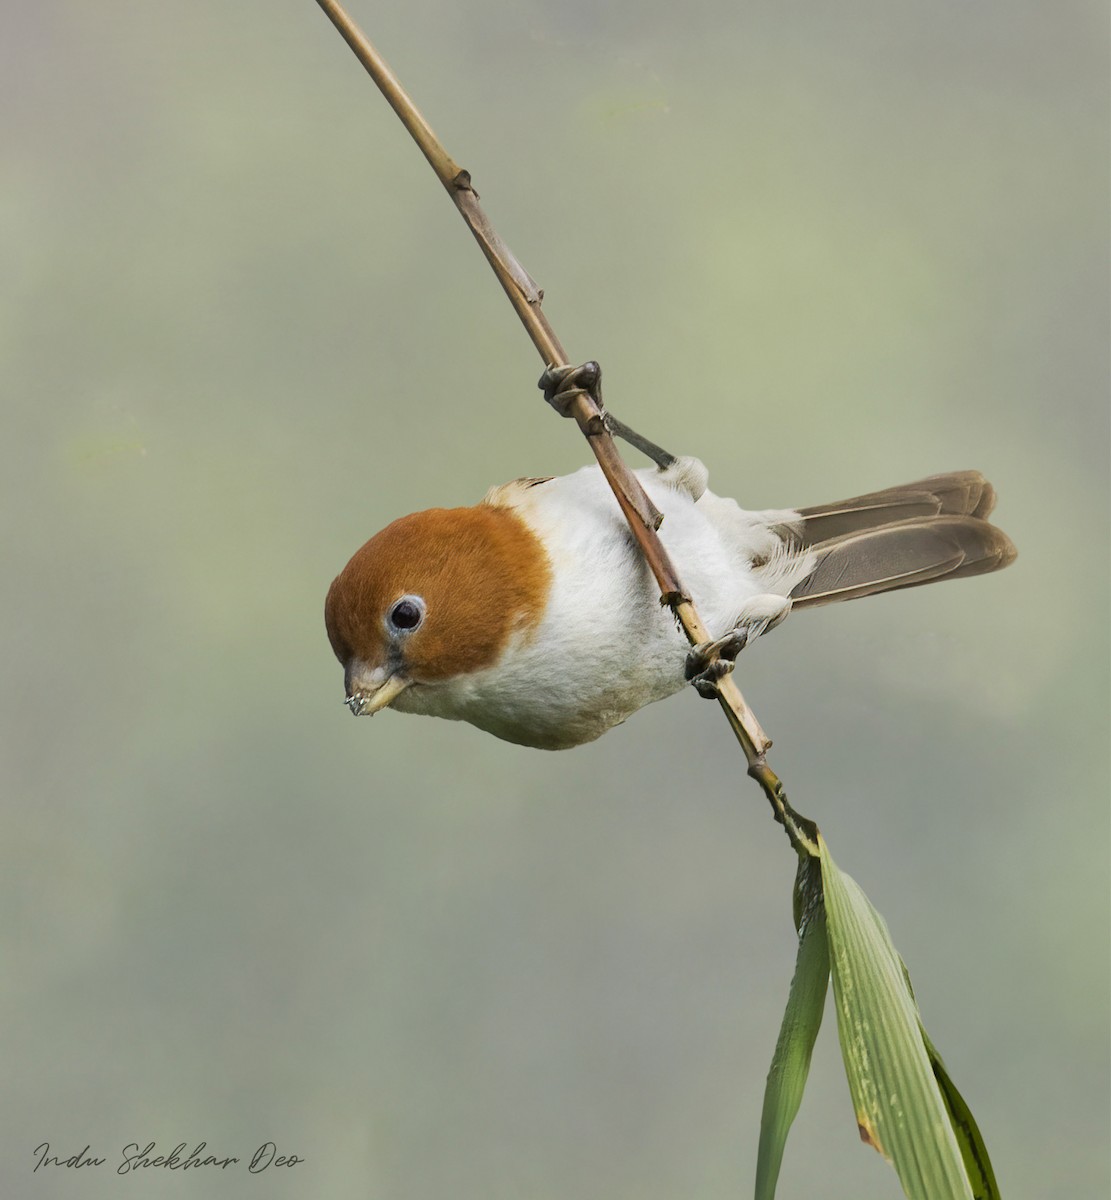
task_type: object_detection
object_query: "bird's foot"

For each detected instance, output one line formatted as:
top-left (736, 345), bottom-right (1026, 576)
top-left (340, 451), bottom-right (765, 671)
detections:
top-left (685, 628), bottom-right (750, 697)
top-left (538, 361), bottom-right (604, 417)
top-left (538, 362), bottom-right (681, 472)
top-left (685, 596), bottom-right (793, 698)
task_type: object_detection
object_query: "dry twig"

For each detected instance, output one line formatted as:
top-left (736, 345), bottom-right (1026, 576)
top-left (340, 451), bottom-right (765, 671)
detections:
top-left (314, 0), bottom-right (819, 858)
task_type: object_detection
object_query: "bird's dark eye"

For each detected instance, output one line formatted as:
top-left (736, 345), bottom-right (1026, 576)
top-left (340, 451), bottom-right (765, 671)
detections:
top-left (387, 595), bottom-right (425, 632)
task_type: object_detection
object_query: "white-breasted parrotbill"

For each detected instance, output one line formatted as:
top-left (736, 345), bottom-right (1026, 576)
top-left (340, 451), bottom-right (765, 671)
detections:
top-left (324, 457), bottom-right (1015, 749)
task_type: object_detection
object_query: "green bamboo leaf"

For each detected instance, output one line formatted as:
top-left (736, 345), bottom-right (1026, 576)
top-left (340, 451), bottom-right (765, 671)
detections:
top-left (755, 857), bottom-right (830, 1200)
top-left (820, 834), bottom-right (976, 1200)
top-left (918, 1020), bottom-right (1001, 1200)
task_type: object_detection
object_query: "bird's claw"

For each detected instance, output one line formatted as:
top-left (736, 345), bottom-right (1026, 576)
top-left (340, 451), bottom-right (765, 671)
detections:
top-left (685, 628), bottom-right (750, 697)
top-left (538, 362), bottom-right (686, 475)
top-left (538, 361), bottom-right (603, 417)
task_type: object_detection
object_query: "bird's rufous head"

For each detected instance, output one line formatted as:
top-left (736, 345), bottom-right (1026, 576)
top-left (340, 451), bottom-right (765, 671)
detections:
top-left (325, 504), bottom-right (551, 717)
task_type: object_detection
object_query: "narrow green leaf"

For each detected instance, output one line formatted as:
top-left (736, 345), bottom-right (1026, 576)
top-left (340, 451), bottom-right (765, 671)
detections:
top-left (755, 857), bottom-right (830, 1200)
top-left (820, 834), bottom-right (976, 1200)
top-left (918, 1021), bottom-right (1001, 1200)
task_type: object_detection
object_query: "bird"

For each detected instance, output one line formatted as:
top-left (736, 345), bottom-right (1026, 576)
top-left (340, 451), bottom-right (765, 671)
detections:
top-left (324, 454), bottom-right (1016, 750)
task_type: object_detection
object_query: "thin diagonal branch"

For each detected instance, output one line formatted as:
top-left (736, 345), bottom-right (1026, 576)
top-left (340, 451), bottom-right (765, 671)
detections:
top-left (313, 0), bottom-right (818, 858)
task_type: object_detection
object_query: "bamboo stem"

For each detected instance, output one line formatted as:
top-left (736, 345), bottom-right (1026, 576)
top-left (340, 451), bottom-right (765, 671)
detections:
top-left (313, 0), bottom-right (818, 856)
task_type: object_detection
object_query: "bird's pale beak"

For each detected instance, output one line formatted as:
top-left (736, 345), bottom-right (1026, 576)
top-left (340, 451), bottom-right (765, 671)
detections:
top-left (345, 671), bottom-right (410, 717)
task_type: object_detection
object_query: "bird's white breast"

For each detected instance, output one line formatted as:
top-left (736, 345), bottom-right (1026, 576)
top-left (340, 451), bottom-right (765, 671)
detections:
top-left (400, 461), bottom-right (811, 749)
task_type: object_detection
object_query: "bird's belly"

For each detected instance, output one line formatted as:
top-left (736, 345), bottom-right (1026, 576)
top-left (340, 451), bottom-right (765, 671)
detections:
top-left (393, 634), bottom-right (688, 749)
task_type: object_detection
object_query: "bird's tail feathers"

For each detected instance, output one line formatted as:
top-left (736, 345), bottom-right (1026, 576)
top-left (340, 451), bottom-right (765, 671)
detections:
top-left (780, 472), bottom-right (1014, 607)
top-left (788, 512), bottom-right (1016, 608)
top-left (792, 471), bottom-right (997, 545)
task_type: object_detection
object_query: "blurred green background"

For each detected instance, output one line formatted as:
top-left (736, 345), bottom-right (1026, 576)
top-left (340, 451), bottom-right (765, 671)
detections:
top-left (4, 2), bottom-right (1107, 1197)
